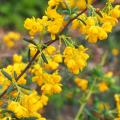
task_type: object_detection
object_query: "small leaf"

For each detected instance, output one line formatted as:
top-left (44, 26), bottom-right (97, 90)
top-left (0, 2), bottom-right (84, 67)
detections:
top-left (18, 85), bottom-right (31, 90)
top-left (28, 48), bottom-right (31, 62)
top-left (14, 71), bottom-right (17, 80)
top-left (41, 53), bottom-right (48, 64)
top-left (88, 8), bottom-right (92, 16)
top-left (84, 108), bottom-right (98, 120)
top-left (24, 38), bottom-right (36, 46)
top-left (1, 70), bottom-right (12, 81)
top-left (6, 85), bottom-right (15, 94)
top-left (71, 7), bottom-right (79, 14)
top-left (77, 18), bottom-right (86, 25)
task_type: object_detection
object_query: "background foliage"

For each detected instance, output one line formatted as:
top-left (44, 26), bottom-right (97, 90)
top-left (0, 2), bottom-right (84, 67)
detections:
top-left (0, 0), bottom-right (48, 30)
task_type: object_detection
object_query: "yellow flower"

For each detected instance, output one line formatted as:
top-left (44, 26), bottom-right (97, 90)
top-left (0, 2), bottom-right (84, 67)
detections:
top-left (98, 82), bottom-right (109, 92)
top-left (110, 5), bottom-right (120, 18)
top-left (53, 54), bottom-right (63, 63)
top-left (44, 60), bottom-right (59, 70)
top-left (24, 17), bottom-right (44, 36)
top-left (8, 101), bottom-right (28, 118)
top-left (76, 0), bottom-right (93, 10)
top-left (13, 54), bottom-right (22, 63)
top-left (102, 22), bottom-right (112, 33)
top-left (46, 7), bottom-right (64, 39)
top-left (41, 83), bottom-right (53, 95)
top-left (108, 0), bottom-right (114, 3)
top-left (8, 91), bottom-right (47, 119)
top-left (105, 71), bottom-right (113, 77)
top-left (112, 48), bottom-right (119, 56)
top-left (74, 77), bottom-right (88, 91)
top-left (45, 45), bottom-right (56, 55)
top-left (52, 84), bottom-right (62, 93)
top-left (28, 44), bottom-right (37, 57)
top-left (64, 45), bottom-right (89, 74)
top-left (102, 14), bottom-right (118, 27)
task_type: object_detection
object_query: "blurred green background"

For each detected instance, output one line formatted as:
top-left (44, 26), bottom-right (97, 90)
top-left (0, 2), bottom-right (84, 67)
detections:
top-left (0, 0), bottom-right (48, 31)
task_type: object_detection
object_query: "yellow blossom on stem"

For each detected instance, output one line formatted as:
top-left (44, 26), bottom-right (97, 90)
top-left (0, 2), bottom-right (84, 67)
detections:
top-left (64, 45), bottom-right (89, 74)
top-left (74, 77), bottom-right (88, 91)
top-left (98, 82), bottom-right (109, 92)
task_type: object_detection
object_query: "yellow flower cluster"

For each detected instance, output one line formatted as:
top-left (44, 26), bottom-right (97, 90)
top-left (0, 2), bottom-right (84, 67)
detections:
top-left (44, 45), bottom-right (62, 70)
top-left (0, 54), bottom-right (26, 94)
top-left (3, 32), bottom-right (21, 48)
top-left (24, 17), bottom-right (45, 36)
top-left (31, 64), bottom-right (62, 95)
top-left (71, 3), bottom-right (120, 43)
top-left (24, 0), bottom-right (93, 40)
top-left (63, 45), bottom-right (89, 74)
top-left (24, 6), bottom-right (64, 40)
top-left (115, 94), bottom-right (120, 120)
top-left (7, 91), bottom-right (47, 120)
top-left (46, 7), bottom-right (64, 40)
top-left (74, 77), bottom-right (88, 91)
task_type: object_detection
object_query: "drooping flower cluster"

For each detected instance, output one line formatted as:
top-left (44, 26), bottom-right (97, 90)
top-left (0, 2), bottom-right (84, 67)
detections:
top-left (8, 91), bottom-right (48, 120)
top-left (24, 7), bottom-right (64, 40)
top-left (31, 64), bottom-right (62, 95)
top-left (63, 45), bottom-right (89, 74)
top-left (24, 0), bottom-right (94, 40)
top-left (71, 1), bottom-right (120, 43)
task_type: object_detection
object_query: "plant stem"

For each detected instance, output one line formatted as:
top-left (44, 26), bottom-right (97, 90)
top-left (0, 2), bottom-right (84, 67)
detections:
top-left (74, 90), bottom-right (93, 120)
top-left (74, 80), bottom-right (96, 120)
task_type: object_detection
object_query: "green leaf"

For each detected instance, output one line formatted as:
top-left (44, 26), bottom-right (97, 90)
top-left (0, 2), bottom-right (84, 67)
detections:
top-left (41, 53), bottom-right (48, 64)
top-left (28, 48), bottom-right (31, 62)
top-left (1, 70), bottom-right (12, 81)
top-left (6, 85), bottom-right (15, 95)
top-left (14, 71), bottom-right (17, 80)
top-left (24, 38), bottom-right (37, 46)
top-left (88, 7), bottom-right (92, 16)
top-left (18, 85), bottom-right (31, 90)
top-left (84, 108), bottom-right (98, 120)
top-left (77, 18), bottom-right (86, 25)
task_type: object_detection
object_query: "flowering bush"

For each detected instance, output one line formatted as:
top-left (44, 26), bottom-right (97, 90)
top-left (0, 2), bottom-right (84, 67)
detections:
top-left (0, 0), bottom-right (120, 120)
